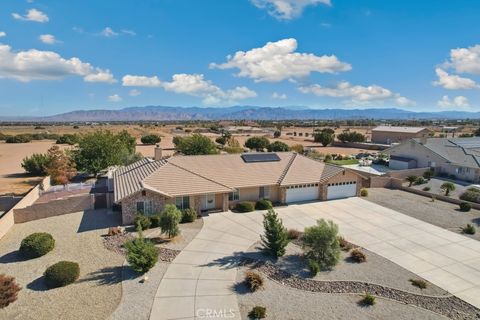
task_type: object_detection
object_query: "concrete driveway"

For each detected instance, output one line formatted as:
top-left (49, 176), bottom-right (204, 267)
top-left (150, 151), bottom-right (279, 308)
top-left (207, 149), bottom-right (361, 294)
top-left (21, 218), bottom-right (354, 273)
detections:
top-left (150, 198), bottom-right (480, 319)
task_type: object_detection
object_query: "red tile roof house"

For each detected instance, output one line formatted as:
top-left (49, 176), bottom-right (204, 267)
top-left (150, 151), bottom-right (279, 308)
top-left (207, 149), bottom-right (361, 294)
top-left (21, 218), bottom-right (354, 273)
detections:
top-left (113, 152), bottom-right (365, 224)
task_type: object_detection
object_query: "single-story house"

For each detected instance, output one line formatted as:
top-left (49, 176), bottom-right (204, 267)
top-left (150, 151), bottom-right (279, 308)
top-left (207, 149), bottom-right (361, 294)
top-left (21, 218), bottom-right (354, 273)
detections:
top-left (113, 152), bottom-right (365, 224)
top-left (385, 137), bottom-right (480, 182)
top-left (371, 126), bottom-right (431, 144)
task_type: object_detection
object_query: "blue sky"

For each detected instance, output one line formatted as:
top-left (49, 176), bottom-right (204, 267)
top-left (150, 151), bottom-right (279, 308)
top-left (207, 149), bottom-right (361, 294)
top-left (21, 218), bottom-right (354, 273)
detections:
top-left (1, 0), bottom-right (480, 116)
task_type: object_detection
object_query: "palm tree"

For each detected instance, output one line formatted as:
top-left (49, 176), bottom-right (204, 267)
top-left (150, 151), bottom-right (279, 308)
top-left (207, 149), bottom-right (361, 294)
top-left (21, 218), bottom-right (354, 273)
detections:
top-left (406, 175), bottom-right (418, 187)
top-left (440, 182), bottom-right (455, 196)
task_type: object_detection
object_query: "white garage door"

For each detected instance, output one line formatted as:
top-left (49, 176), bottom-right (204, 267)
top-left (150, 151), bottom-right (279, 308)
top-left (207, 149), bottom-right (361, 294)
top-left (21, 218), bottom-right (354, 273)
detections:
top-left (286, 183), bottom-right (319, 203)
top-left (327, 181), bottom-right (357, 200)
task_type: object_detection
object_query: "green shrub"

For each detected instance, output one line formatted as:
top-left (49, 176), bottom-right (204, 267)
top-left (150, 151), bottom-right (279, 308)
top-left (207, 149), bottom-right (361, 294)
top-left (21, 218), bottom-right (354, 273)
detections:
top-left (440, 182), bottom-right (456, 196)
top-left (21, 153), bottom-right (50, 176)
top-left (360, 293), bottom-right (376, 306)
top-left (360, 188), bottom-right (368, 197)
top-left (141, 134), bottom-right (161, 145)
top-left (303, 219), bottom-right (341, 270)
top-left (134, 214), bottom-right (151, 231)
top-left (467, 187), bottom-right (480, 193)
top-left (149, 214), bottom-right (161, 228)
top-left (415, 177), bottom-right (427, 185)
top-left (350, 249), bottom-right (367, 263)
top-left (423, 186), bottom-right (431, 191)
top-left (56, 134), bottom-right (79, 145)
top-left (308, 259), bottom-right (320, 276)
top-left (235, 201), bottom-right (255, 212)
top-left (125, 234), bottom-right (158, 273)
top-left (261, 209), bottom-right (289, 257)
top-left (409, 279), bottom-right (427, 289)
top-left (248, 306), bottom-right (266, 319)
top-left (255, 199), bottom-right (273, 210)
top-left (5, 134), bottom-right (32, 143)
top-left (423, 170), bottom-right (434, 180)
top-left (0, 274), bottom-right (21, 308)
top-left (245, 271), bottom-right (264, 292)
top-left (159, 204), bottom-right (182, 238)
top-left (460, 190), bottom-right (480, 203)
top-left (181, 208), bottom-right (197, 223)
top-left (459, 202), bottom-right (472, 212)
top-left (44, 261), bottom-right (80, 288)
top-left (463, 224), bottom-right (476, 235)
top-left (19, 232), bottom-right (55, 259)
top-left (287, 229), bottom-right (301, 240)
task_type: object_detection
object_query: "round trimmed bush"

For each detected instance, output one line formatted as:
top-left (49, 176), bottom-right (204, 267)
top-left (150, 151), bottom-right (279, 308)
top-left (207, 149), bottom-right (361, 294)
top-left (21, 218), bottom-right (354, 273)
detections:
top-left (44, 261), bottom-right (80, 288)
top-left (360, 188), bottom-right (368, 197)
top-left (235, 201), bottom-right (255, 213)
top-left (19, 232), bottom-right (55, 259)
top-left (460, 202), bottom-right (472, 212)
top-left (181, 208), bottom-right (197, 223)
top-left (255, 199), bottom-right (272, 210)
top-left (149, 214), bottom-right (161, 228)
top-left (248, 306), bottom-right (266, 319)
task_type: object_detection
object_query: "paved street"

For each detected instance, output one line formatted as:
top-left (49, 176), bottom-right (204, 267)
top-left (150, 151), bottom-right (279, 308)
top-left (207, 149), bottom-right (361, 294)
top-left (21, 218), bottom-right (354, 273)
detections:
top-left (150, 198), bottom-right (480, 319)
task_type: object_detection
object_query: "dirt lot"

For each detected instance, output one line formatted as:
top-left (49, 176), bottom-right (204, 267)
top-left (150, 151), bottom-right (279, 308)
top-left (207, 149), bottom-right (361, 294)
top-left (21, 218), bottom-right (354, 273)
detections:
top-left (366, 188), bottom-right (480, 240)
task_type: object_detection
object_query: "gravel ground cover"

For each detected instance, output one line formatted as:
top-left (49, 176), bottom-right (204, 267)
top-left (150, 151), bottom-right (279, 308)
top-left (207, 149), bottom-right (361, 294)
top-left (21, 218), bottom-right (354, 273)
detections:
top-left (410, 178), bottom-right (470, 199)
top-left (108, 218), bottom-right (203, 320)
top-left (0, 209), bottom-right (123, 320)
top-left (367, 188), bottom-right (480, 240)
top-left (246, 242), bottom-right (447, 296)
top-left (237, 268), bottom-right (450, 320)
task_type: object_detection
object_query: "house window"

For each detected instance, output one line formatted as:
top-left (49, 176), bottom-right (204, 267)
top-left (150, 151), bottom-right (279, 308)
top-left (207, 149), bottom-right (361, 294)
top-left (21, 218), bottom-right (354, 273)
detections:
top-left (259, 186), bottom-right (270, 199)
top-left (229, 189), bottom-right (240, 201)
top-left (136, 200), bottom-right (153, 215)
top-left (175, 196), bottom-right (190, 210)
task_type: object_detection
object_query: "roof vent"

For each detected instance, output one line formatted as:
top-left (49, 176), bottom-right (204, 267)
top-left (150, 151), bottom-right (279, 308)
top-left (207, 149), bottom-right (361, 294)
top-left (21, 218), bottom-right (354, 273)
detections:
top-left (241, 153), bottom-right (281, 163)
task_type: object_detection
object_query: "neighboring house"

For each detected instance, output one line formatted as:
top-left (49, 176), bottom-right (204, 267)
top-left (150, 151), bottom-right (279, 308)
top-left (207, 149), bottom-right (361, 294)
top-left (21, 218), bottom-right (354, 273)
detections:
top-left (113, 152), bottom-right (365, 224)
top-left (371, 126), bottom-right (431, 144)
top-left (385, 137), bottom-right (480, 182)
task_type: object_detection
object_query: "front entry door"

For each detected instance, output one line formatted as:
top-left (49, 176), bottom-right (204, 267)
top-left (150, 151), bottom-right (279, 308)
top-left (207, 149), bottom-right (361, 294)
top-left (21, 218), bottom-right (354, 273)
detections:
top-left (203, 194), bottom-right (215, 211)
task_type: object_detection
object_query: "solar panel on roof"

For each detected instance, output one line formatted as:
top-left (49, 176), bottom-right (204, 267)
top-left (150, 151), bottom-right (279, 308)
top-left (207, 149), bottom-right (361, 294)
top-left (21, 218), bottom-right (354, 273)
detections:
top-left (241, 153), bottom-right (281, 163)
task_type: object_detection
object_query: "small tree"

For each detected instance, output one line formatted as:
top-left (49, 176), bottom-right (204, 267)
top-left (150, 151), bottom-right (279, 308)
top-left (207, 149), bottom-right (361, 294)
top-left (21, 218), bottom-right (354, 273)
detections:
top-left (314, 131), bottom-right (334, 147)
top-left (273, 130), bottom-right (281, 138)
top-left (45, 145), bottom-right (77, 185)
top-left (125, 231), bottom-right (159, 273)
top-left (245, 136), bottom-right (270, 151)
top-left (302, 219), bottom-right (341, 270)
top-left (175, 134), bottom-right (218, 155)
top-left (440, 182), bottom-right (456, 196)
top-left (159, 204), bottom-right (182, 238)
top-left (260, 209), bottom-right (289, 257)
top-left (141, 134), bottom-right (161, 145)
top-left (290, 144), bottom-right (304, 153)
top-left (406, 175), bottom-right (418, 187)
top-left (266, 141), bottom-right (289, 152)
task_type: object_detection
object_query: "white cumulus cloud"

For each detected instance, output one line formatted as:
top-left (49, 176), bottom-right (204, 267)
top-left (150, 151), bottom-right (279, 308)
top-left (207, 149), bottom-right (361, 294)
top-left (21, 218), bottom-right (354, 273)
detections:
top-left (12, 8), bottom-right (49, 23)
top-left (129, 89), bottom-right (141, 96)
top-left (250, 0), bottom-right (331, 20)
top-left (437, 95), bottom-right (470, 108)
top-left (433, 68), bottom-right (478, 90)
top-left (299, 81), bottom-right (415, 106)
top-left (39, 34), bottom-right (58, 44)
top-left (122, 75), bottom-right (162, 87)
top-left (0, 32), bottom-right (6, 38)
top-left (100, 27), bottom-right (119, 37)
top-left (272, 92), bottom-right (287, 99)
top-left (210, 38), bottom-right (350, 82)
top-left (108, 94), bottom-right (122, 102)
top-left (0, 44), bottom-right (115, 83)
top-left (445, 44), bottom-right (480, 75)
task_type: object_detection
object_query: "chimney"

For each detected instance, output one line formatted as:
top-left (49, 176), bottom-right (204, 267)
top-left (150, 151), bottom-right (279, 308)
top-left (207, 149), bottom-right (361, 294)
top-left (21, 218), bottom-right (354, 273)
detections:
top-left (154, 144), bottom-right (163, 160)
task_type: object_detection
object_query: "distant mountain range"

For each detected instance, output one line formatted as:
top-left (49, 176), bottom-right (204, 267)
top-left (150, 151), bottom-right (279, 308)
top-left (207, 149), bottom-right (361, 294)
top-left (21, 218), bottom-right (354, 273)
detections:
top-left (1, 105), bottom-right (480, 122)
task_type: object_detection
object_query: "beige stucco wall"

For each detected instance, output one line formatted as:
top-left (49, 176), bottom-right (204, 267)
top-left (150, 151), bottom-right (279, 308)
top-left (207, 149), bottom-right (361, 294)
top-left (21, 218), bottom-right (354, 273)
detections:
top-left (372, 129), bottom-right (430, 144)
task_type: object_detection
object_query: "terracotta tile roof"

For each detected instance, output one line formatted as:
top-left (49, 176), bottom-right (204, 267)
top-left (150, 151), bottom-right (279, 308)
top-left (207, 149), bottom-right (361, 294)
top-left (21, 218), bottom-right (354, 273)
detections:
top-left (113, 152), bottom-right (359, 201)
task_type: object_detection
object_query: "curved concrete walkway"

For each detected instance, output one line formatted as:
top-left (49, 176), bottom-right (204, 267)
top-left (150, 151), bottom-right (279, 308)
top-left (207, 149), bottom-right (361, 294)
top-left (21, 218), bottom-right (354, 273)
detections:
top-left (150, 197), bottom-right (480, 319)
